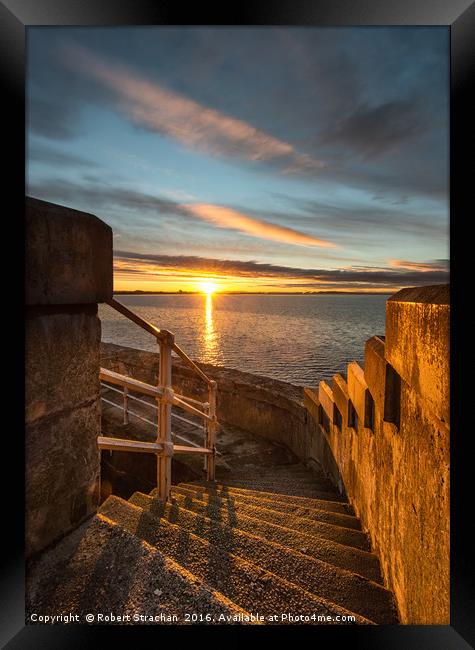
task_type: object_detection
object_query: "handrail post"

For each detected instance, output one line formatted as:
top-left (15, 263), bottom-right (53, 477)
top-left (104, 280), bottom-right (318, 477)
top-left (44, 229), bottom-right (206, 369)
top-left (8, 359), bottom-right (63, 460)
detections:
top-left (205, 380), bottom-right (217, 481)
top-left (157, 330), bottom-right (174, 501)
top-left (203, 401), bottom-right (210, 474)
top-left (123, 386), bottom-right (129, 425)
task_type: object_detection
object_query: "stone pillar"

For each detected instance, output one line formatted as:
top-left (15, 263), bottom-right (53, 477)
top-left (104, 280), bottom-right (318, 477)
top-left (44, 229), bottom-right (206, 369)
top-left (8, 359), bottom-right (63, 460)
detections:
top-left (385, 284), bottom-right (450, 424)
top-left (25, 197), bottom-right (113, 557)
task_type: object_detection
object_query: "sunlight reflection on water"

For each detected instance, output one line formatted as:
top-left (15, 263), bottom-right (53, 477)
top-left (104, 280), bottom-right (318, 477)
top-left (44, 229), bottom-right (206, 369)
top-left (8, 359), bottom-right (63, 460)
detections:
top-left (202, 293), bottom-right (219, 362)
top-left (99, 294), bottom-right (387, 386)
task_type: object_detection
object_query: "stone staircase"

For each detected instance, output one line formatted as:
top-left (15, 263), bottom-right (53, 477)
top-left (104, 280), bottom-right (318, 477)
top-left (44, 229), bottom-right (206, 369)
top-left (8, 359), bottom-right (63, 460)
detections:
top-left (28, 463), bottom-right (398, 625)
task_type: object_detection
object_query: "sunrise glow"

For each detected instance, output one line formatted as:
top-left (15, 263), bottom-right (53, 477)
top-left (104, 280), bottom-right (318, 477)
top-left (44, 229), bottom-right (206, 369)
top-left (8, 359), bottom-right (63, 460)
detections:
top-left (199, 281), bottom-right (218, 295)
top-left (27, 28), bottom-right (449, 294)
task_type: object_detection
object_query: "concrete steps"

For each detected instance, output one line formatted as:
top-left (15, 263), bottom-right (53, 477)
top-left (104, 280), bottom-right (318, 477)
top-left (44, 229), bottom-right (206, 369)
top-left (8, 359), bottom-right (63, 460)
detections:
top-left (128, 491), bottom-right (398, 624)
top-left (173, 485), bottom-right (361, 530)
top-left (211, 480), bottom-right (347, 499)
top-left (27, 510), bottom-right (252, 624)
top-left (99, 495), bottom-right (372, 624)
top-left (151, 488), bottom-right (370, 552)
top-left (28, 459), bottom-right (398, 625)
top-left (172, 484), bottom-right (361, 530)
top-left (181, 481), bottom-right (352, 511)
top-left (161, 487), bottom-right (382, 582)
top-left (226, 472), bottom-right (339, 490)
top-left (179, 481), bottom-right (355, 515)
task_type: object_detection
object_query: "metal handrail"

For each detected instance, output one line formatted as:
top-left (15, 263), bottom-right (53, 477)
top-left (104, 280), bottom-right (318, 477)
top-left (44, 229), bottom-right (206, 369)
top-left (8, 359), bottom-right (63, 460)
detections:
top-left (100, 392), bottom-right (209, 450)
top-left (106, 297), bottom-right (213, 386)
top-left (100, 381), bottom-right (205, 429)
top-left (99, 373), bottom-right (220, 453)
top-left (100, 298), bottom-right (219, 499)
top-left (101, 379), bottom-right (207, 410)
top-left (171, 340), bottom-right (213, 387)
top-left (107, 297), bottom-right (164, 339)
top-left (99, 367), bottom-right (162, 398)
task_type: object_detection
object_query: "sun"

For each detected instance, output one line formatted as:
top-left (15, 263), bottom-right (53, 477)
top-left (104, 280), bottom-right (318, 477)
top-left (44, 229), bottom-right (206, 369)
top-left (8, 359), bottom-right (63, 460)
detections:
top-left (199, 281), bottom-right (217, 295)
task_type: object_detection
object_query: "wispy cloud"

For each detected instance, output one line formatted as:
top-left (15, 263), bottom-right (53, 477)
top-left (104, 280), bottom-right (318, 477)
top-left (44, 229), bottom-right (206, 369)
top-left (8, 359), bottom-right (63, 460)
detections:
top-left (181, 203), bottom-right (336, 248)
top-left (26, 178), bottom-right (190, 218)
top-left (270, 193), bottom-right (448, 240)
top-left (27, 96), bottom-right (80, 140)
top-left (64, 44), bottom-right (324, 173)
top-left (26, 179), bottom-right (337, 249)
top-left (27, 29), bottom-right (449, 205)
top-left (27, 143), bottom-right (101, 169)
top-left (389, 258), bottom-right (449, 271)
top-left (319, 99), bottom-right (427, 159)
top-left (114, 250), bottom-right (449, 288)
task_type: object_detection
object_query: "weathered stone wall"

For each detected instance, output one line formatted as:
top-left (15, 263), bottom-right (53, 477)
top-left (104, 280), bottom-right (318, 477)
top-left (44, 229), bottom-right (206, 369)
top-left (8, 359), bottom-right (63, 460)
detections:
top-left (26, 197), bottom-right (112, 556)
top-left (304, 285), bottom-right (450, 625)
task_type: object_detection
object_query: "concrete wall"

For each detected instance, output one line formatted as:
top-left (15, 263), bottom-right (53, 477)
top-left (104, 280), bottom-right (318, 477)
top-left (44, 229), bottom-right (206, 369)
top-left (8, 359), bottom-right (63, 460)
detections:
top-left (304, 285), bottom-right (450, 624)
top-left (26, 197), bottom-right (113, 556)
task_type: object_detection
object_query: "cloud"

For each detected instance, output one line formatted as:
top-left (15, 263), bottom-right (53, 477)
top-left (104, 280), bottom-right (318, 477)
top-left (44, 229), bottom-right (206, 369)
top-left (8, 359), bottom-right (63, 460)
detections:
top-left (114, 250), bottom-right (449, 288)
top-left (181, 203), bottom-right (336, 249)
top-left (389, 258), bottom-right (449, 271)
top-left (27, 143), bottom-right (101, 168)
top-left (319, 99), bottom-right (427, 159)
top-left (26, 179), bottom-right (336, 249)
top-left (27, 96), bottom-right (80, 141)
top-left (268, 193), bottom-right (448, 241)
top-left (63, 44), bottom-right (325, 173)
top-left (26, 178), bottom-right (190, 217)
top-left (26, 29), bottom-right (449, 206)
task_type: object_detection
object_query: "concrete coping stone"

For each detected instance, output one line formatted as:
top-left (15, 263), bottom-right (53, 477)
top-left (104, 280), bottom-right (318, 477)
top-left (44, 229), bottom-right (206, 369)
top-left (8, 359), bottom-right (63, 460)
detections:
top-left (318, 381), bottom-right (334, 422)
top-left (387, 284), bottom-right (449, 305)
top-left (26, 197), bottom-right (113, 306)
top-left (347, 362), bottom-right (369, 424)
top-left (332, 373), bottom-right (349, 401)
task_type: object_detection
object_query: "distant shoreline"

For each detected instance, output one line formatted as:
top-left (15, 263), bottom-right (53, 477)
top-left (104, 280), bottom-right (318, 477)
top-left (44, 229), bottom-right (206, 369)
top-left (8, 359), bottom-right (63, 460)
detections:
top-left (113, 290), bottom-right (393, 296)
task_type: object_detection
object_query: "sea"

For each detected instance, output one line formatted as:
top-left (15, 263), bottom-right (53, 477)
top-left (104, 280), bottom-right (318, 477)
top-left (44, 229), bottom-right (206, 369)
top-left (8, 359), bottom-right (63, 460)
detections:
top-left (99, 294), bottom-right (387, 387)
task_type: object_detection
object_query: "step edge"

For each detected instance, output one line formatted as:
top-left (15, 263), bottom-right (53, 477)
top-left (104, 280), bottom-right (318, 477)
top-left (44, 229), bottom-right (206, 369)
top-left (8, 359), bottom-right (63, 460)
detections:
top-left (174, 484), bottom-right (355, 515)
top-left (171, 486), bottom-right (362, 531)
top-left (130, 492), bottom-right (380, 562)
top-left (169, 492), bottom-right (371, 552)
top-left (181, 482), bottom-right (349, 506)
top-left (130, 492), bottom-right (393, 596)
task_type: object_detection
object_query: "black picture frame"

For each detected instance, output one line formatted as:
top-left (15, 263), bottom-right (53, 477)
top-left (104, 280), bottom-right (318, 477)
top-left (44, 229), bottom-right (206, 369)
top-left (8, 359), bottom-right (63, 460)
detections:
top-left (2, 1), bottom-right (474, 647)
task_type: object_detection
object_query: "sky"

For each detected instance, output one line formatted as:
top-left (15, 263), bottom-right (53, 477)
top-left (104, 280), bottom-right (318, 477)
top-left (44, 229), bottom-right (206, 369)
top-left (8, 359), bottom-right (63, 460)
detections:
top-left (26, 27), bottom-right (449, 293)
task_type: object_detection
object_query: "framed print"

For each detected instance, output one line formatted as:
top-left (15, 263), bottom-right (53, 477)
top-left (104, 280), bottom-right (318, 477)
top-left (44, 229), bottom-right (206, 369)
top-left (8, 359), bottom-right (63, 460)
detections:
top-left (2, 0), bottom-right (474, 647)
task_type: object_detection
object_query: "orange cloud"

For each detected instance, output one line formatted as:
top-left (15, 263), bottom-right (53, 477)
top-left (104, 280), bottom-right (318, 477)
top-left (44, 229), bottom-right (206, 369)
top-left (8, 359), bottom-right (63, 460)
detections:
top-left (181, 203), bottom-right (336, 248)
top-left (65, 44), bottom-right (324, 172)
top-left (389, 259), bottom-right (448, 272)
